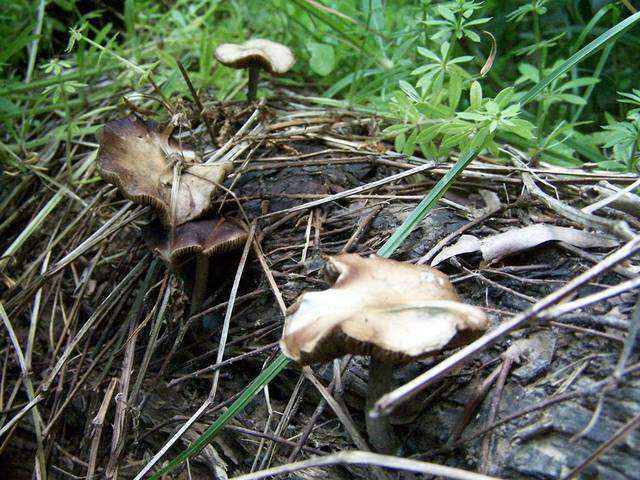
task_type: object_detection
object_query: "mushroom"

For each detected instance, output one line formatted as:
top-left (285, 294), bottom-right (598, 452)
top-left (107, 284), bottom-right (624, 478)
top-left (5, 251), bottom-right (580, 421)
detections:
top-left (98, 116), bottom-right (232, 226)
top-left (280, 253), bottom-right (488, 453)
top-left (145, 215), bottom-right (248, 313)
top-left (214, 39), bottom-right (295, 101)
top-left (98, 116), bottom-right (246, 313)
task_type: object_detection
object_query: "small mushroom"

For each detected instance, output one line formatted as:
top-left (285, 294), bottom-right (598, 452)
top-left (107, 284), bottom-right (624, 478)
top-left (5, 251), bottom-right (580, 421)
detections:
top-left (280, 253), bottom-right (488, 453)
top-left (98, 116), bottom-right (232, 226)
top-left (214, 39), bottom-right (295, 101)
top-left (145, 215), bottom-right (248, 313)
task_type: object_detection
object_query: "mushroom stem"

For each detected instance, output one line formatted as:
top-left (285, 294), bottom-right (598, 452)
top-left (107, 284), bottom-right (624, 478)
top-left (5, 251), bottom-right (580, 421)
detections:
top-left (247, 66), bottom-right (260, 101)
top-left (191, 253), bottom-right (210, 315)
top-left (365, 357), bottom-right (399, 454)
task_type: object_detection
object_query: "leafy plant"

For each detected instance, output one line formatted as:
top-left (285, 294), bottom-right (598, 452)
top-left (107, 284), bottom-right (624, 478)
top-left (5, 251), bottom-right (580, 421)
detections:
top-left (383, 2), bottom-right (535, 160)
top-left (41, 58), bottom-right (87, 176)
top-left (590, 90), bottom-right (640, 172)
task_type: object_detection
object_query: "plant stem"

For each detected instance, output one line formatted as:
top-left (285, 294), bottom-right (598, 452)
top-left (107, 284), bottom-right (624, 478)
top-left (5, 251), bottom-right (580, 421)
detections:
top-left (247, 66), bottom-right (259, 101)
top-left (532, 1), bottom-right (545, 139)
top-left (60, 73), bottom-right (72, 179)
top-left (365, 357), bottom-right (399, 454)
top-left (191, 254), bottom-right (210, 315)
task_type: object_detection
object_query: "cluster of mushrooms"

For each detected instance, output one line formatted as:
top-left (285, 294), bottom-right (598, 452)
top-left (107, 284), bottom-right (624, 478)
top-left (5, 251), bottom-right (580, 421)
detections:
top-left (98, 116), bottom-right (248, 314)
top-left (97, 38), bottom-right (489, 454)
top-left (97, 38), bottom-right (298, 312)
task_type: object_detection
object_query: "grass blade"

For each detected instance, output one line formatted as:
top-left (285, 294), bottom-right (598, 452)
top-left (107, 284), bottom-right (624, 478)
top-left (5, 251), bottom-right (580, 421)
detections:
top-left (519, 10), bottom-right (640, 106)
top-left (149, 354), bottom-right (290, 478)
top-left (289, 0), bottom-right (362, 51)
top-left (376, 149), bottom-right (478, 258)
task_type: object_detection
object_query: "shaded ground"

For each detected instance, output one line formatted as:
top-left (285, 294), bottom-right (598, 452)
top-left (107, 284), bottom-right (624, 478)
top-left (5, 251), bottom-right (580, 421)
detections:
top-left (1, 95), bottom-right (639, 479)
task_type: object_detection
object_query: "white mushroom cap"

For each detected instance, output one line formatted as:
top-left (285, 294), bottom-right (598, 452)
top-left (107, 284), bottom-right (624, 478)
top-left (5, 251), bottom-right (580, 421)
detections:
top-left (214, 39), bottom-right (295, 74)
top-left (280, 254), bottom-right (489, 364)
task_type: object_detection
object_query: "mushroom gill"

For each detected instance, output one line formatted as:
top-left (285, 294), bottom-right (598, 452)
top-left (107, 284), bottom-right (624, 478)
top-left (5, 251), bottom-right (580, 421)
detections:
top-left (144, 215), bottom-right (248, 267)
top-left (144, 215), bottom-right (248, 315)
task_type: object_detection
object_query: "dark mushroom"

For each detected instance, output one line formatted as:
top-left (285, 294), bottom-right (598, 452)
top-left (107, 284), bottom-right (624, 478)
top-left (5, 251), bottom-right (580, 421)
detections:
top-left (145, 215), bottom-right (248, 314)
top-left (98, 116), bottom-right (246, 313)
top-left (98, 116), bottom-right (232, 226)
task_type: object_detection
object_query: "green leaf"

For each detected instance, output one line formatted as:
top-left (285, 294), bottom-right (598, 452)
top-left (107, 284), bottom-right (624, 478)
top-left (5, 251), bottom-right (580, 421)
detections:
top-left (0, 98), bottom-right (21, 115)
top-left (470, 81), bottom-right (483, 110)
top-left (517, 63), bottom-right (540, 83)
top-left (403, 129), bottom-right (419, 156)
top-left (416, 124), bottom-right (443, 144)
top-left (399, 80), bottom-right (420, 102)
top-left (595, 160), bottom-right (628, 172)
top-left (561, 94), bottom-right (587, 105)
top-left (419, 140), bottom-right (438, 159)
top-left (417, 101), bottom-right (453, 118)
top-left (457, 111), bottom-right (489, 121)
top-left (485, 100), bottom-right (499, 115)
top-left (504, 122), bottom-right (535, 140)
top-left (441, 131), bottom-right (471, 150)
top-left (448, 70), bottom-right (462, 109)
top-left (448, 55), bottom-right (474, 65)
top-left (558, 77), bottom-right (600, 91)
top-left (470, 126), bottom-right (490, 150)
top-left (437, 5), bottom-right (456, 23)
top-left (417, 47), bottom-right (440, 62)
top-left (395, 131), bottom-right (406, 153)
top-left (383, 124), bottom-right (411, 137)
top-left (501, 104), bottom-right (521, 117)
top-left (465, 17), bottom-right (492, 27)
top-left (464, 29), bottom-right (481, 43)
top-left (307, 42), bottom-right (336, 77)
top-left (494, 87), bottom-right (515, 108)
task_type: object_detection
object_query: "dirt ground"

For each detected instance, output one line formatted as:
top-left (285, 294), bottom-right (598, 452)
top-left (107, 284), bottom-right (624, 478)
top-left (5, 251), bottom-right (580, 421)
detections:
top-left (1, 97), bottom-right (639, 479)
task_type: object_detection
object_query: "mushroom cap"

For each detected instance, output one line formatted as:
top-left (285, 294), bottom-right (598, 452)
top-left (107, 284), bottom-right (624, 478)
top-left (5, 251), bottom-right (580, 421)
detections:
top-left (98, 117), bottom-right (232, 226)
top-left (214, 39), bottom-right (295, 74)
top-left (280, 254), bottom-right (489, 365)
top-left (144, 215), bottom-right (248, 266)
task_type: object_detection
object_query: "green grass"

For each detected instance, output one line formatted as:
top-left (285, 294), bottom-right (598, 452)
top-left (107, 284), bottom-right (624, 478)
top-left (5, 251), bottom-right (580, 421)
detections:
top-left (2, 4), bottom-right (640, 172)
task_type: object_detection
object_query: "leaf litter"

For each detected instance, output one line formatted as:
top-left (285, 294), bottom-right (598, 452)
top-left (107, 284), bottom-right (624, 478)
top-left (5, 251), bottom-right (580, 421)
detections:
top-left (431, 224), bottom-right (619, 266)
top-left (0, 87), bottom-right (639, 480)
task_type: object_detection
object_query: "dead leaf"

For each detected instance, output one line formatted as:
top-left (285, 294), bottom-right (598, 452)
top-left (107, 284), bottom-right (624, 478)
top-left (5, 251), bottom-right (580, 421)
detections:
top-left (480, 31), bottom-right (497, 77)
top-left (432, 224), bottom-right (619, 266)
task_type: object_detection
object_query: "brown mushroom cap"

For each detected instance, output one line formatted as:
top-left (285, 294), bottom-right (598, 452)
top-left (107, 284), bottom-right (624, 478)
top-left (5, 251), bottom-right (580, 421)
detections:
top-left (280, 254), bottom-right (489, 365)
top-left (98, 117), bottom-right (232, 226)
top-left (214, 39), bottom-right (295, 74)
top-left (144, 215), bottom-right (248, 266)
